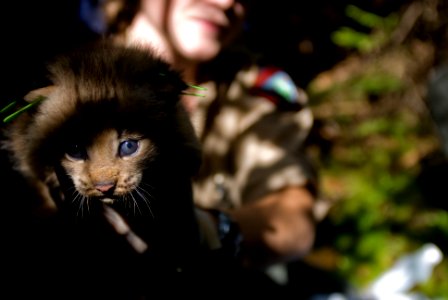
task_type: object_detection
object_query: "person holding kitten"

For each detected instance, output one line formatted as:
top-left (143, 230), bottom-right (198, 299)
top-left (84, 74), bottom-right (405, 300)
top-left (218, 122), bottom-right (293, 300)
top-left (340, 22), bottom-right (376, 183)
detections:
top-left (80, 0), bottom-right (319, 290)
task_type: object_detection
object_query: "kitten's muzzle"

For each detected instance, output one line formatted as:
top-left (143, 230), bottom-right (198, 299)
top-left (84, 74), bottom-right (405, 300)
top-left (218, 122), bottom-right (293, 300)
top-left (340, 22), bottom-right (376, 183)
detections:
top-left (94, 182), bottom-right (117, 204)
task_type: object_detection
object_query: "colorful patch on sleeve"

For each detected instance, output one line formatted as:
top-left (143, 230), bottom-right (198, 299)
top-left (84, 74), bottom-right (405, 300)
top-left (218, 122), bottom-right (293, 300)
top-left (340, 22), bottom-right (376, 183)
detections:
top-left (250, 67), bottom-right (303, 110)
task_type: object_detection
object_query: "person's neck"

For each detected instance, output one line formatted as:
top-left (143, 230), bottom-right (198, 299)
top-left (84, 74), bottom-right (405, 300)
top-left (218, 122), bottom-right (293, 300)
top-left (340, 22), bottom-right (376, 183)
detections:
top-left (173, 57), bottom-right (200, 84)
top-left (125, 12), bottom-right (173, 64)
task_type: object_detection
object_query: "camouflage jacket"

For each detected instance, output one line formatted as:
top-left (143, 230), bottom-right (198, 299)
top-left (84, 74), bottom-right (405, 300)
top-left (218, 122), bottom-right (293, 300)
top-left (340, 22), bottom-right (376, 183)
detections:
top-left (190, 64), bottom-right (317, 210)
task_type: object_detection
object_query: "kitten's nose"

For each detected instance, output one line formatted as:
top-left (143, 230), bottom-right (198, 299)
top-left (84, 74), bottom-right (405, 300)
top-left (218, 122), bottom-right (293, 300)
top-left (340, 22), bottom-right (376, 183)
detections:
top-left (95, 182), bottom-right (115, 193)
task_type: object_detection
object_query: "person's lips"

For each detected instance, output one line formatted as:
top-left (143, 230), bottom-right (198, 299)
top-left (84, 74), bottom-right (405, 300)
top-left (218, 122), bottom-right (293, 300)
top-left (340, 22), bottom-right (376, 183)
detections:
top-left (194, 17), bottom-right (222, 33)
top-left (188, 8), bottom-right (229, 29)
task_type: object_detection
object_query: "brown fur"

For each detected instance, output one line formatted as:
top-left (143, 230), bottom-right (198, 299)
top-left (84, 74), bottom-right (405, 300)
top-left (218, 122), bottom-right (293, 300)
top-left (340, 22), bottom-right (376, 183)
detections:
top-left (1, 40), bottom-right (201, 216)
top-left (0, 41), bottom-right (210, 296)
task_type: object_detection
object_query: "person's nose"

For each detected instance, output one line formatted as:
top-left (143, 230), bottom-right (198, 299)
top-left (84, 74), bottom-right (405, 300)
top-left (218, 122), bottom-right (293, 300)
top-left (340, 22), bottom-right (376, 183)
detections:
top-left (204, 0), bottom-right (237, 9)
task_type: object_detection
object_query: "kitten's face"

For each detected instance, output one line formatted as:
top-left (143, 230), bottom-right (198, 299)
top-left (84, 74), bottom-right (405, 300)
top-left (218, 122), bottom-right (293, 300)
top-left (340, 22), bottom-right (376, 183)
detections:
top-left (60, 128), bottom-right (157, 210)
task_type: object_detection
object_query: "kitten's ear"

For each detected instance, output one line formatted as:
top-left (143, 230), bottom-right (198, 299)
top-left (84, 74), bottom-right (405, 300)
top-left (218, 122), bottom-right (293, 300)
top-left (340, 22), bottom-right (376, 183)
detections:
top-left (23, 85), bottom-right (56, 102)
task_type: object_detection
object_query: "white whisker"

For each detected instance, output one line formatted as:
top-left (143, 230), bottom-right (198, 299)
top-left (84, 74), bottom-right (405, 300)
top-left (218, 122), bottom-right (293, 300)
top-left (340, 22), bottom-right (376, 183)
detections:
top-left (129, 192), bottom-right (143, 215)
top-left (135, 186), bottom-right (154, 218)
top-left (72, 192), bottom-right (84, 217)
top-left (140, 182), bottom-right (155, 192)
top-left (86, 197), bottom-right (91, 215)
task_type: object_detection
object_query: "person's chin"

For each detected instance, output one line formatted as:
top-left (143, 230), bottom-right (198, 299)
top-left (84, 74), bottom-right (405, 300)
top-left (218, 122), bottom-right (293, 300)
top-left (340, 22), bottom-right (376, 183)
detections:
top-left (182, 43), bottom-right (221, 62)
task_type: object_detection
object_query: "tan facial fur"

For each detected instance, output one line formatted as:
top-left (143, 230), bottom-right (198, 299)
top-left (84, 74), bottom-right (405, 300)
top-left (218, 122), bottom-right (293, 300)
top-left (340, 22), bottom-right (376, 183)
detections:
top-left (61, 129), bottom-right (157, 210)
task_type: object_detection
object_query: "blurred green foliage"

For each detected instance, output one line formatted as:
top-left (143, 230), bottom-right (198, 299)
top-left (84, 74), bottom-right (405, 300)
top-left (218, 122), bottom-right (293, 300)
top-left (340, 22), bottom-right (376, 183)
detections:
top-left (332, 5), bottom-right (399, 53)
top-left (307, 5), bottom-right (448, 298)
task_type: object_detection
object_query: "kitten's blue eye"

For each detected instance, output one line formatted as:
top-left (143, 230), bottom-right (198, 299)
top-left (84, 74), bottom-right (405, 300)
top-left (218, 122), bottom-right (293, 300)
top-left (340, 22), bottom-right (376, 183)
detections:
top-left (66, 144), bottom-right (87, 160)
top-left (119, 139), bottom-right (139, 157)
